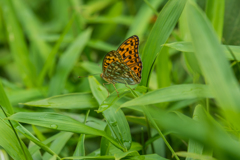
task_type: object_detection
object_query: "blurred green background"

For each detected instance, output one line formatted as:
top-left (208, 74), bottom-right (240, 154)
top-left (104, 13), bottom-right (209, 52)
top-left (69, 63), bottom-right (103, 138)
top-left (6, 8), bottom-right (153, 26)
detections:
top-left (1, 0), bottom-right (240, 160)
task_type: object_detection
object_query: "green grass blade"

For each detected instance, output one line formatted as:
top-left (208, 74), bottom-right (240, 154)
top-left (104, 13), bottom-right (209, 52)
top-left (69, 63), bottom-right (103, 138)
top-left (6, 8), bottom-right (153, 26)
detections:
top-left (223, 0), bottom-right (240, 45)
top-left (0, 117), bottom-right (32, 160)
top-left (16, 124), bottom-right (61, 159)
top-left (186, 1), bottom-right (240, 129)
top-left (43, 132), bottom-right (73, 160)
top-left (126, 0), bottom-right (164, 39)
top-left (38, 14), bottom-right (75, 86)
top-left (48, 28), bottom-right (92, 96)
top-left (205, 0), bottom-right (225, 40)
top-left (22, 93), bottom-right (98, 109)
top-left (164, 42), bottom-right (240, 60)
top-left (1, 0), bottom-right (36, 87)
top-left (8, 112), bottom-right (125, 151)
top-left (186, 105), bottom-right (204, 160)
top-left (156, 46), bottom-right (171, 88)
top-left (12, 0), bottom-right (51, 62)
top-left (73, 110), bottom-right (90, 158)
top-left (62, 156), bottom-right (115, 160)
top-left (121, 84), bottom-right (212, 108)
top-left (140, 0), bottom-right (187, 86)
top-left (0, 80), bottom-right (14, 115)
top-left (88, 76), bottom-right (132, 151)
top-left (28, 132), bottom-right (66, 155)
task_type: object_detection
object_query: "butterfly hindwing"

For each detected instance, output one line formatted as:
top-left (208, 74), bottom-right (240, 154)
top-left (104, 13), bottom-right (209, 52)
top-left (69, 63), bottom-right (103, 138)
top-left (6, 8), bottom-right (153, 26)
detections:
top-left (102, 51), bottom-right (121, 73)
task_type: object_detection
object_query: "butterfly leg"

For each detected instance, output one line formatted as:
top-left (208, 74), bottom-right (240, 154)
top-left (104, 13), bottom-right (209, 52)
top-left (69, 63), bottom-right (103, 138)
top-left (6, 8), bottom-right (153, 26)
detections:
top-left (112, 84), bottom-right (119, 97)
top-left (103, 83), bottom-right (111, 97)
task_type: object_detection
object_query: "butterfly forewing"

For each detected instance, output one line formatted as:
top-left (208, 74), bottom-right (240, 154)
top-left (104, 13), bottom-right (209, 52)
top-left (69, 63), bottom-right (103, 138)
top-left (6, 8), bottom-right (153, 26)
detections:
top-left (101, 35), bottom-right (142, 85)
top-left (116, 35), bottom-right (142, 80)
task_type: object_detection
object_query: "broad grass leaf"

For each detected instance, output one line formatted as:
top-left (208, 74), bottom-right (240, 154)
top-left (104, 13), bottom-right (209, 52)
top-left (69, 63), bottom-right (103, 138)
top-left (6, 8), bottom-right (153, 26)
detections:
top-left (147, 107), bottom-right (240, 159)
top-left (88, 76), bottom-right (132, 151)
top-left (186, 1), bottom-right (240, 130)
top-left (8, 112), bottom-right (124, 151)
top-left (23, 93), bottom-right (98, 109)
top-left (164, 42), bottom-right (240, 60)
top-left (121, 84), bottom-right (213, 107)
top-left (140, 0), bottom-right (187, 86)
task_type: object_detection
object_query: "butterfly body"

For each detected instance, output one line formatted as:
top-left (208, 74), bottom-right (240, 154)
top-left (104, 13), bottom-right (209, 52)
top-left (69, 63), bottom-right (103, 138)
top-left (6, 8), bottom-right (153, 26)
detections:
top-left (100, 35), bottom-right (142, 96)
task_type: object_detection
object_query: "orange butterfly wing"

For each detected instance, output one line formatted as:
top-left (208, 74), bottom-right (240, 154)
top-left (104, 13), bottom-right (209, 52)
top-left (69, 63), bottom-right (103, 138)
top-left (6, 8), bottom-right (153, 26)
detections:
top-left (116, 35), bottom-right (142, 79)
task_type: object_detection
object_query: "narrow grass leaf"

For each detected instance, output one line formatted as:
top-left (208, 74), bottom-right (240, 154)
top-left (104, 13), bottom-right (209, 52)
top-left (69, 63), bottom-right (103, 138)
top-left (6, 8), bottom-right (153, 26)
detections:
top-left (38, 14), bottom-right (75, 86)
top-left (205, 0), bottom-right (225, 40)
top-left (28, 132), bottom-right (66, 155)
top-left (164, 42), bottom-right (240, 60)
top-left (12, 0), bottom-right (51, 61)
top-left (140, 0), bottom-right (187, 86)
top-left (0, 118), bottom-right (32, 160)
top-left (22, 93), bottom-right (98, 109)
top-left (126, 0), bottom-right (164, 39)
top-left (186, 1), bottom-right (240, 130)
top-left (0, 80), bottom-right (14, 114)
top-left (43, 132), bottom-right (73, 160)
top-left (223, 0), bottom-right (240, 45)
top-left (48, 28), bottom-right (92, 96)
top-left (121, 84), bottom-right (212, 107)
top-left (127, 154), bottom-right (168, 160)
top-left (186, 105), bottom-right (204, 160)
top-left (73, 110), bottom-right (90, 158)
top-left (16, 124), bottom-right (60, 159)
top-left (62, 156), bottom-right (115, 160)
top-left (1, 0), bottom-right (36, 87)
top-left (177, 152), bottom-right (216, 160)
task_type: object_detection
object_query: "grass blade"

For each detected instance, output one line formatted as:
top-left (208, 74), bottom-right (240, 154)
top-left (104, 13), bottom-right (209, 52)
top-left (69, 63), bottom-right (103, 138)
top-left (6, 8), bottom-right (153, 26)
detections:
top-left (121, 84), bottom-right (212, 108)
top-left (186, 0), bottom-right (240, 130)
top-left (8, 112), bottom-right (125, 151)
top-left (0, 80), bottom-right (14, 115)
top-left (48, 28), bottom-right (92, 96)
top-left (140, 0), bottom-right (187, 86)
top-left (22, 93), bottom-right (98, 109)
top-left (1, 0), bottom-right (36, 87)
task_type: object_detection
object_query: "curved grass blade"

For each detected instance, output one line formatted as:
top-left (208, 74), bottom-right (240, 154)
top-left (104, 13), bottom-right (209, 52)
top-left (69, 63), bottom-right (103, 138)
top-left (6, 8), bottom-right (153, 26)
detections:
top-left (164, 42), bottom-right (240, 60)
top-left (48, 28), bottom-right (92, 96)
top-left (121, 84), bottom-right (212, 108)
top-left (1, 0), bottom-right (36, 87)
top-left (140, 0), bottom-right (187, 86)
top-left (8, 112), bottom-right (125, 151)
top-left (0, 80), bottom-right (14, 115)
top-left (43, 132), bottom-right (73, 160)
top-left (0, 118), bottom-right (32, 160)
top-left (22, 93), bottom-right (98, 109)
top-left (186, 1), bottom-right (240, 130)
top-left (88, 76), bottom-right (132, 151)
top-left (16, 124), bottom-right (61, 159)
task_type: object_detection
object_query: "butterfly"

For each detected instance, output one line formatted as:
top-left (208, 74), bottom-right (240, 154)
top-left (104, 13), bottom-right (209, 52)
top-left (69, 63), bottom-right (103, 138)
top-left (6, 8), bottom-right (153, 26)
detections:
top-left (100, 35), bottom-right (142, 97)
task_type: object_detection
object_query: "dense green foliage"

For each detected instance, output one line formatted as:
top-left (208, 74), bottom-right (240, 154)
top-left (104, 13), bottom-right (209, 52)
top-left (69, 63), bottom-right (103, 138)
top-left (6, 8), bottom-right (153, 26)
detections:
top-left (0, 0), bottom-right (240, 159)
